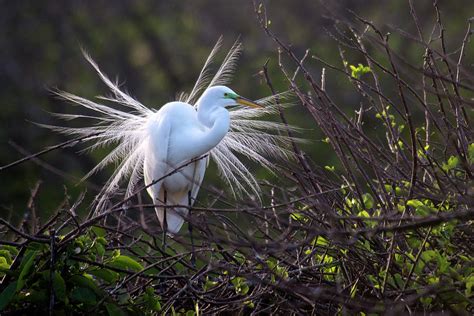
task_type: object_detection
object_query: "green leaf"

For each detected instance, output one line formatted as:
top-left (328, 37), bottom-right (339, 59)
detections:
top-left (70, 274), bottom-right (103, 296)
top-left (244, 300), bottom-right (255, 308)
top-left (357, 210), bottom-right (376, 228)
top-left (397, 140), bottom-right (404, 149)
top-left (465, 275), bottom-right (474, 296)
top-left (0, 250), bottom-right (12, 265)
top-left (203, 277), bottom-right (218, 291)
top-left (91, 226), bottom-right (106, 237)
top-left (105, 303), bottom-right (127, 316)
top-left (442, 156), bottom-right (459, 172)
top-left (26, 242), bottom-right (47, 252)
top-left (384, 184), bottom-right (393, 193)
top-left (427, 276), bottom-right (439, 284)
top-left (109, 255), bottom-right (143, 272)
top-left (0, 281), bottom-right (17, 310)
top-left (350, 280), bottom-right (358, 298)
top-left (194, 301), bottom-right (200, 315)
top-left (232, 251), bottom-right (246, 264)
top-left (0, 257), bottom-right (10, 271)
top-left (420, 295), bottom-right (432, 306)
top-left (421, 250), bottom-right (437, 262)
top-left (393, 273), bottom-right (403, 288)
top-left (17, 250), bottom-right (38, 291)
top-left (95, 237), bottom-right (107, 246)
top-left (468, 143), bottom-right (474, 165)
top-left (418, 250), bottom-right (451, 275)
top-left (407, 199), bottom-right (423, 208)
top-left (1, 246), bottom-right (18, 257)
top-left (118, 292), bottom-right (130, 305)
top-left (70, 287), bottom-right (97, 305)
top-left (315, 236), bottom-right (328, 247)
top-left (407, 200), bottom-right (434, 216)
top-left (144, 287), bottom-right (161, 311)
top-left (324, 165), bottom-right (335, 172)
top-left (88, 268), bottom-right (119, 284)
top-left (290, 212), bottom-right (308, 223)
top-left (237, 283), bottom-right (249, 295)
top-left (52, 271), bottom-right (67, 302)
top-left (94, 243), bottom-right (105, 257)
top-left (395, 186), bottom-right (404, 196)
top-left (350, 63), bottom-right (371, 79)
top-left (231, 277), bottom-right (249, 295)
top-left (438, 255), bottom-right (450, 273)
top-left (414, 205), bottom-right (434, 216)
top-left (362, 193), bottom-right (374, 209)
top-left (266, 258), bottom-right (277, 270)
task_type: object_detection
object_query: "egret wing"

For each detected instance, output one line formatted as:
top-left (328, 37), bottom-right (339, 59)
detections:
top-left (190, 155), bottom-right (209, 205)
top-left (209, 92), bottom-right (301, 198)
top-left (185, 40), bottom-right (300, 199)
top-left (143, 114), bottom-right (179, 232)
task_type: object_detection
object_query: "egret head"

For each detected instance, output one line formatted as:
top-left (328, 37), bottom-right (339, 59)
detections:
top-left (197, 85), bottom-right (263, 110)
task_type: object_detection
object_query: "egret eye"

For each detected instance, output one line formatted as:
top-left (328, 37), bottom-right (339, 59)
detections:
top-left (224, 93), bottom-right (228, 97)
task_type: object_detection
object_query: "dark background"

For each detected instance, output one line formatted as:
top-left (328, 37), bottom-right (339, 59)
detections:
top-left (1, 0), bottom-right (473, 222)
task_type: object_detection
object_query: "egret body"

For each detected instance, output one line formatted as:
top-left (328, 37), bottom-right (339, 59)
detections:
top-left (144, 86), bottom-right (261, 233)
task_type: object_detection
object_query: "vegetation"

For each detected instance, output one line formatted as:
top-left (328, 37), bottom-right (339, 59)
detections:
top-left (1, 1), bottom-right (473, 314)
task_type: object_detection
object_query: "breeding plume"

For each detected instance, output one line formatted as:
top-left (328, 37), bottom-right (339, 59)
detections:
top-left (47, 38), bottom-right (297, 234)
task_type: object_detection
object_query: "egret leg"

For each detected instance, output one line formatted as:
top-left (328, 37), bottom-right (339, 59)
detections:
top-left (162, 190), bottom-right (167, 249)
top-left (188, 190), bottom-right (196, 266)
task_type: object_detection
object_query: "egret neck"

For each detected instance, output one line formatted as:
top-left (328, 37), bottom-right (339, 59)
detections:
top-left (197, 106), bottom-right (229, 154)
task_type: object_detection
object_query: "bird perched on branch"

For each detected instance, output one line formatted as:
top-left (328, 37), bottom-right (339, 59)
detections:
top-left (46, 38), bottom-right (298, 234)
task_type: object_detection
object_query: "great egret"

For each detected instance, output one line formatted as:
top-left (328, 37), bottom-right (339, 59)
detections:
top-left (46, 38), bottom-right (298, 234)
top-left (143, 86), bottom-right (262, 233)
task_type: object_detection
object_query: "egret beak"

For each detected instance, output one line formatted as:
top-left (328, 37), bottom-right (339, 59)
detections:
top-left (236, 96), bottom-right (264, 108)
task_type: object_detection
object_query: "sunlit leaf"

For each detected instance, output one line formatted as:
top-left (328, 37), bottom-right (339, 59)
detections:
top-left (442, 156), bottom-right (459, 172)
top-left (0, 250), bottom-right (12, 265)
top-left (109, 255), bottom-right (143, 272)
top-left (0, 257), bottom-right (10, 271)
top-left (362, 193), bottom-right (374, 209)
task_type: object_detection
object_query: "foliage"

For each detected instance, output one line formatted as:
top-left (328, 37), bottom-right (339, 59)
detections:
top-left (348, 63), bottom-right (372, 79)
top-left (0, 230), bottom-right (161, 315)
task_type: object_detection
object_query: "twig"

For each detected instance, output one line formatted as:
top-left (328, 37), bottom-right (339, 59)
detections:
top-left (0, 133), bottom-right (100, 172)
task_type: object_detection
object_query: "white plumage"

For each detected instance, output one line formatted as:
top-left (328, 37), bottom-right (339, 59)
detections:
top-left (143, 87), bottom-right (233, 233)
top-left (46, 38), bottom-right (299, 233)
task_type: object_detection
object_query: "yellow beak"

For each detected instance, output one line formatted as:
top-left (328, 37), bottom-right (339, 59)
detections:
top-left (236, 96), bottom-right (264, 108)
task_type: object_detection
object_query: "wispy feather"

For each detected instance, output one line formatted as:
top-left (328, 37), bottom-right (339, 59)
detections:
top-left (47, 39), bottom-right (300, 211)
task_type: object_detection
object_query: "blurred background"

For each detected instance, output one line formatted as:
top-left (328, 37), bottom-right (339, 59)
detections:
top-left (1, 0), bottom-right (473, 223)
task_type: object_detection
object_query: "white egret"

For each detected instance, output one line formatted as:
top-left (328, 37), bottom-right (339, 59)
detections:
top-left (143, 86), bottom-right (262, 233)
top-left (46, 38), bottom-right (298, 234)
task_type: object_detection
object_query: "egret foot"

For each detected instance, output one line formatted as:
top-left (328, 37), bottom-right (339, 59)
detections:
top-left (188, 191), bottom-right (196, 266)
top-left (162, 218), bottom-right (167, 250)
top-left (162, 191), bottom-right (168, 250)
